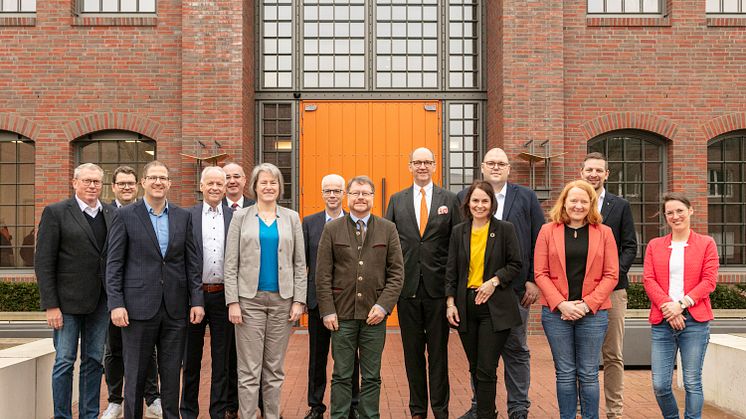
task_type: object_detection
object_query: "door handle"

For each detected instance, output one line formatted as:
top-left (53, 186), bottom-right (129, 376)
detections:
top-left (381, 177), bottom-right (387, 212)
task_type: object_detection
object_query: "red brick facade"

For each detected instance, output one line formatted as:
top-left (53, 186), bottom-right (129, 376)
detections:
top-left (1, 1), bottom-right (745, 283)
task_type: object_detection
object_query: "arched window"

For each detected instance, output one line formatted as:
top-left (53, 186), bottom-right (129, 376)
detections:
top-left (588, 130), bottom-right (667, 264)
top-left (73, 130), bottom-right (156, 204)
top-left (0, 131), bottom-right (35, 268)
top-left (708, 131), bottom-right (746, 266)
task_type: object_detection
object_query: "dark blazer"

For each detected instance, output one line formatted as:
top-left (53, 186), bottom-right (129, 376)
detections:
top-left (222, 196), bottom-right (255, 209)
top-left (187, 202), bottom-right (233, 274)
top-left (36, 198), bottom-right (114, 314)
top-left (458, 182), bottom-right (544, 296)
top-left (600, 192), bottom-right (637, 290)
top-left (385, 185), bottom-right (461, 299)
top-left (315, 214), bottom-right (404, 320)
top-left (445, 219), bottom-right (523, 333)
top-left (106, 200), bottom-right (204, 320)
top-left (303, 210), bottom-right (345, 310)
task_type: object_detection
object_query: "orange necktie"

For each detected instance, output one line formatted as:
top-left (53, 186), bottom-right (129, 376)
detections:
top-left (419, 187), bottom-right (428, 237)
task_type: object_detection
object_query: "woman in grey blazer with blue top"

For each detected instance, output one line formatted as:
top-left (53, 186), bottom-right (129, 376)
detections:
top-left (224, 163), bottom-right (307, 419)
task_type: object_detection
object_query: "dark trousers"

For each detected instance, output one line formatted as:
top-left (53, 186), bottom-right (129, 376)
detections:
top-left (397, 284), bottom-right (449, 418)
top-left (180, 290), bottom-right (238, 419)
top-left (122, 303), bottom-right (186, 419)
top-left (105, 320), bottom-right (160, 405)
top-left (459, 290), bottom-right (511, 419)
top-left (307, 305), bottom-right (360, 413)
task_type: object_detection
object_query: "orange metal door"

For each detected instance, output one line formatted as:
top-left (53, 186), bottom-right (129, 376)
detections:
top-left (300, 101), bottom-right (442, 327)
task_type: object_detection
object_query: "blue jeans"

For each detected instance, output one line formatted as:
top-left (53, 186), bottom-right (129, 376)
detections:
top-left (651, 315), bottom-right (710, 419)
top-left (52, 299), bottom-right (108, 419)
top-left (542, 306), bottom-right (608, 419)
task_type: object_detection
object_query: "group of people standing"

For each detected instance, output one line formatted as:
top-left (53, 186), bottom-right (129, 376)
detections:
top-left (35, 145), bottom-right (718, 419)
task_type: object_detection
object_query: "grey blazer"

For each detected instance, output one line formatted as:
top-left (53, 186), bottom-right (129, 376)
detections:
top-left (224, 205), bottom-right (307, 305)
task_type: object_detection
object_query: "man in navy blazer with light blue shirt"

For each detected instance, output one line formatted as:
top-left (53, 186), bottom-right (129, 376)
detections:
top-left (106, 161), bottom-right (205, 419)
top-left (457, 148), bottom-right (545, 419)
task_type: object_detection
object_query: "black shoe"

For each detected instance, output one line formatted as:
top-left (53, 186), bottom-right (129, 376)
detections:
top-left (348, 408), bottom-right (359, 419)
top-left (457, 407), bottom-right (476, 419)
top-left (509, 411), bottom-right (528, 419)
top-left (304, 409), bottom-right (324, 419)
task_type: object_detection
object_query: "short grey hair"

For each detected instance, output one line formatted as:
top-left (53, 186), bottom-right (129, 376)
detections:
top-left (321, 174), bottom-right (345, 188)
top-left (74, 163), bottom-right (104, 179)
top-left (347, 175), bottom-right (375, 194)
top-left (248, 163), bottom-right (284, 200)
top-left (200, 166), bottom-right (227, 184)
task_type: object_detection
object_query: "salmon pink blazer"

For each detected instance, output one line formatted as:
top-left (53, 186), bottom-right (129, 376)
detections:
top-left (642, 231), bottom-right (719, 324)
top-left (534, 222), bottom-right (619, 313)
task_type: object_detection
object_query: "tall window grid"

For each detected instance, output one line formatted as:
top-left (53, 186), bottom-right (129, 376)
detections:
top-left (1, 0), bottom-right (35, 12)
top-left (708, 132), bottom-right (746, 266)
top-left (587, 0), bottom-right (661, 14)
top-left (81, 0), bottom-right (155, 13)
top-left (375, 0), bottom-right (439, 88)
top-left (263, 0), bottom-right (294, 88)
top-left (74, 131), bottom-right (156, 204)
top-left (447, 102), bottom-right (480, 192)
top-left (448, 0), bottom-right (479, 88)
top-left (261, 103), bottom-right (294, 207)
top-left (303, 0), bottom-right (366, 88)
top-left (588, 131), bottom-right (665, 264)
top-left (0, 132), bottom-right (34, 269)
top-left (707, 0), bottom-right (746, 13)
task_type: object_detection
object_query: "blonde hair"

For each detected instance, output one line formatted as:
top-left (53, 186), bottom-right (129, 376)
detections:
top-left (548, 180), bottom-right (602, 225)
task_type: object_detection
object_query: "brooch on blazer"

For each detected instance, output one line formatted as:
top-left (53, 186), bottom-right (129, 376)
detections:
top-left (437, 206), bottom-right (449, 215)
top-left (490, 232), bottom-right (495, 238)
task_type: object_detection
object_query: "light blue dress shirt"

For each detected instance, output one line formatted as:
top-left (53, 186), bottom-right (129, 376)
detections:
top-left (144, 200), bottom-right (169, 257)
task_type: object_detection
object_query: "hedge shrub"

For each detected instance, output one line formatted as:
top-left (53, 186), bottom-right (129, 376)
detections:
top-left (627, 283), bottom-right (746, 310)
top-left (0, 281), bottom-right (41, 311)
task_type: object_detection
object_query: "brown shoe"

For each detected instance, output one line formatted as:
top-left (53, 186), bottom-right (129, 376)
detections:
top-left (224, 410), bottom-right (238, 419)
top-left (412, 415), bottom-right (426, 419)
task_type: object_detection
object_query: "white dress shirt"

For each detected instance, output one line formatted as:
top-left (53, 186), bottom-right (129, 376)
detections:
top-left (494, 182), bottom-right (507, 220)
top-left (202, 202), bottom-right (225, 284)
top-left (597, 187), bottom-right (606, 214)
top-left (226, 196), bottom-right (245, 209)
top-left (413, 182), bottom-right (433, 229)
top-left (75, 195), bottom-right (102, 218)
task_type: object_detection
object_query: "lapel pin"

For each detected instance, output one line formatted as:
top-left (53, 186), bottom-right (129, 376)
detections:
top-left (490, 232), bottom-right (495, 238)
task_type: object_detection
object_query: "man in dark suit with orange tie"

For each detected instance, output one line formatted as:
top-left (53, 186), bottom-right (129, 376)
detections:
top-left (385, 148), bottom-right (461, 419)
top-left (302, 174), bottom-right (360, 419)
top-left (107, 161), bottom-right (205, 419)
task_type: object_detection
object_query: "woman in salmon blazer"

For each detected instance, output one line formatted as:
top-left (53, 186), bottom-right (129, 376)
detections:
top-left (534, 180), bottom-right (619, 419)
top-left (643, 193), bottom-right (718, 419)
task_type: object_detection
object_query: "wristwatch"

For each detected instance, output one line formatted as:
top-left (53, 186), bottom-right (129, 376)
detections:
top-left (581, 300), bottom-right (590, 314)
top-left (490, 278), bottom-right (499, 287)
top-left (678, 300), bottom-right (687, 310)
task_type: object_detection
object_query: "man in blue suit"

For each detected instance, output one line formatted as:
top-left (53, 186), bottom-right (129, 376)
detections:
top-left (457, 148), bottom-right (545, 419)
top-left (107, 160), bottom-right (205, 419)
top-left (180, 166), bottom-right (238, 419)
top-left (302, 174), bottom-right (360, 419)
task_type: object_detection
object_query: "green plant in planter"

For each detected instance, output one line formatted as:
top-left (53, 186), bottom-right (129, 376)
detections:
top-left (0, 281), bottom-right (41, 311)
top-left (627, 283), bottom-right (746, 310)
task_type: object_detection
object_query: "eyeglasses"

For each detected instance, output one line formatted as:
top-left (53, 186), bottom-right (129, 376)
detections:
top-left (144, 176), bottom-right (170, 183)
top-left (348, 191), bottom-right (374, 198)
top-left (664, 208), bottom-right (687, 218)
top-left (78, 179), bottom-right (102, 187)
top-left (322, 189), bottom-right (344, 196)
top-left (114, 182), bottom-right (137, 189)
top-left (410, 160), bottom-right (435, 167)
top-left (483, 161), bottom-right (510, 169)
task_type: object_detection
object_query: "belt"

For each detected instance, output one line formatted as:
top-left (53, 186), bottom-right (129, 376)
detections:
top-left (202, 283), bottom-right (225, 293)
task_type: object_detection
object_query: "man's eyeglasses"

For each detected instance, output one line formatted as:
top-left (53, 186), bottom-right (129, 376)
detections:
top-left (348, 191), bottom-right (374, 198)
top-left (322, 189), bottom-right (344, 196)
top-left (410, 160), bottom-right (435, 167)
top-left (483, 161), bottom-right (510, 169)
top-left (144, 176), bottom-right (170, 183)
top-left (114, 182), bottom-right (137, 189)
top-left (78, 179), bottom-right (102, 187)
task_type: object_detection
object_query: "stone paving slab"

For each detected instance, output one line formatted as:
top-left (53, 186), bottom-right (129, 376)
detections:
top-left (77, 329), bottom-right (741, 418)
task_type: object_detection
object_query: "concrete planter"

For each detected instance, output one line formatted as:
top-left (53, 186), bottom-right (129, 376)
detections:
top-left (623, 309), bottom-right (746, 367)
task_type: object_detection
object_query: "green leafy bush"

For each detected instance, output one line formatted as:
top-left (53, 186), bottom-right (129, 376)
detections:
top-left (627, 283), bottom-right (746, 310)
top-left (0, 281), bottom-right (41, 312)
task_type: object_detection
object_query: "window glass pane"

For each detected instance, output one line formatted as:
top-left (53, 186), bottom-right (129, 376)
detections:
top-left (21, 0), bottom-right (35, 12)
top-left (102, 0), bottom-right (118, 12)
top-left (723, 0), bottom-right (740, 12)
top-left (83, 0), bottom-right (98, 12)
top-left (624, 0), bottom-right (640, 12)
top-left (606, 0), bottom-right (623, 12)
top-left (642, 0), bottom-right (658, 12)
top-left (0, 135), bottom-right (34, 268)
top-left (121, 0), bottom-right (137, 12)
top-left (447, 103), bottom-right (480, 192)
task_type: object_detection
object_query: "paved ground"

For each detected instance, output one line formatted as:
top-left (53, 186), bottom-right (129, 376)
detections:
top-left (82, 328), bottom-right (741, 419)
